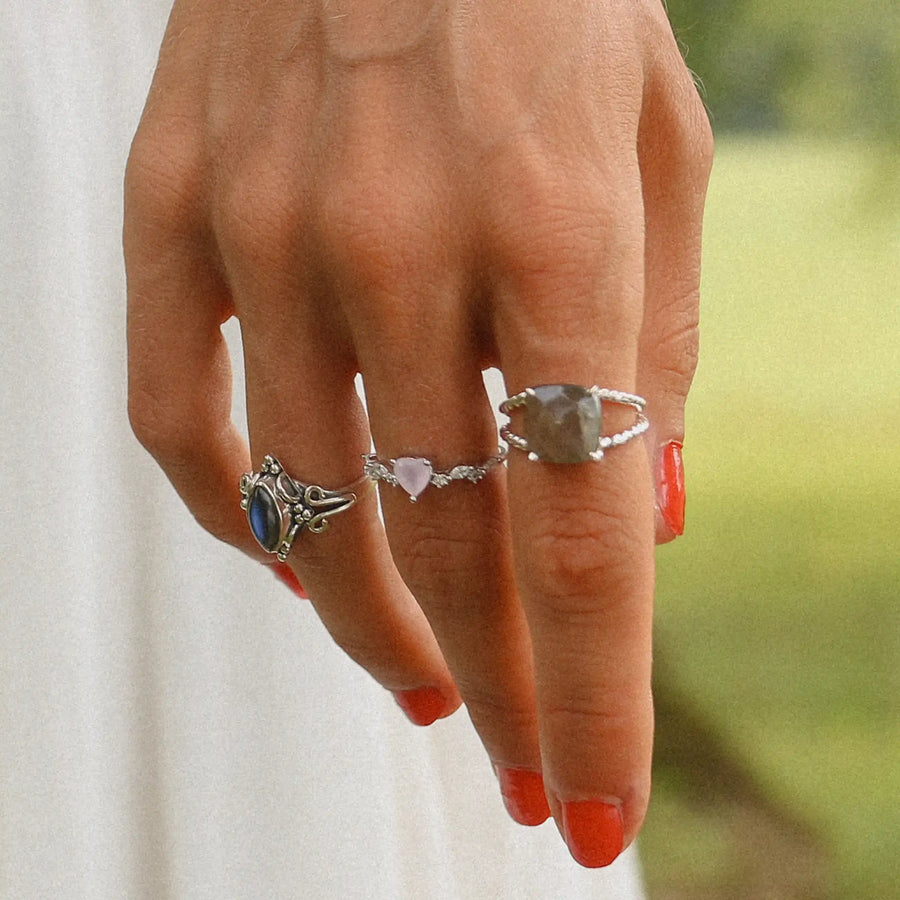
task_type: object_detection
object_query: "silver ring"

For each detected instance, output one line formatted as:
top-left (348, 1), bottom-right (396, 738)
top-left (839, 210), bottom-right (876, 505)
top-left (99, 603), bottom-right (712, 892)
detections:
top-left (499, 384), bottom-right (648, 463)
top-left (240, 455), bottom-right (361, 561)
top-left (363, 448), bottom-right (507, 502)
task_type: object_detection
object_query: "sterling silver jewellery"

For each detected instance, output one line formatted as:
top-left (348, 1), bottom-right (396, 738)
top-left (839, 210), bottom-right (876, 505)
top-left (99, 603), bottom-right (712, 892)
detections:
top-left (240, 455), bottom-right (362, 560)
top-left (363, 449), bottom-right (507, 502)
top-left (500, 384), bottom-right (648, 464)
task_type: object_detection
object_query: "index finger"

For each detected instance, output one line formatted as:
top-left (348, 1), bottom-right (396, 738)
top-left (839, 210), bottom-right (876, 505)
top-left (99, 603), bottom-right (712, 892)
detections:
top-left (124, 129), bottom-right (260, 560)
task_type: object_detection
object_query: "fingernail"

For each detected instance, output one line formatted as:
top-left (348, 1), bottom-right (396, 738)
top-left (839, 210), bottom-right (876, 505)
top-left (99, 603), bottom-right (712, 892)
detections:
top-left (561, 800), bottom-right (624, 868)
top-left (273, 563), bottom-right (308, 600)
top-left (393, 687), bottom-right (451, 726)
top-left (494, 766), bottom-right (551, 826)
top-left (658, 440), bottom-right (685, 536)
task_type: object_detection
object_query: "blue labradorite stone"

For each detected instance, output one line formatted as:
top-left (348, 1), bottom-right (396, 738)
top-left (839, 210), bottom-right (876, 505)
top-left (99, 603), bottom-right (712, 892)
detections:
top-left (523, 384), bottom-right (602, 463)
top-left (248, 486), bottom-right (281, 553)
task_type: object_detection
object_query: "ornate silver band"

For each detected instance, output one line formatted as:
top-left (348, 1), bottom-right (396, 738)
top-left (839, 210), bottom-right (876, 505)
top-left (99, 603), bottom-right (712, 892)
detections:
top-left (363, 448), bottom-right (507, 502)
top-left (240, 455), bottom-right (361, 561)
top-left (499, 384), bottom-right (649, 464)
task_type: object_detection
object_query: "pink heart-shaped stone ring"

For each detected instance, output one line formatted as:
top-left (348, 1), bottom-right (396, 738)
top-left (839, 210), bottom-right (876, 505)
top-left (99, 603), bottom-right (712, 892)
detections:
top-left (393, 457), bottom-right (434, 501)
top-left (362, 449), bottom-right (508, 502)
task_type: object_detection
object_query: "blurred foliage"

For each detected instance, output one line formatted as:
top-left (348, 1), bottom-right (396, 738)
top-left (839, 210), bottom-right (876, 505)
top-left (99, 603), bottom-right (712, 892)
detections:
top-left (665, 0), bottom-right (900, 141)
top-left (643, 137), bottom-right (900, 899)
top-left (641, 7), bottom-right (898, 898)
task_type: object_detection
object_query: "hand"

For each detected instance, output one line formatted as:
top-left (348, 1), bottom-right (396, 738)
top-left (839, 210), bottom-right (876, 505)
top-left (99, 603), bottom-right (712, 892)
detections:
top-left (125, 0), bottom-right (712, 867)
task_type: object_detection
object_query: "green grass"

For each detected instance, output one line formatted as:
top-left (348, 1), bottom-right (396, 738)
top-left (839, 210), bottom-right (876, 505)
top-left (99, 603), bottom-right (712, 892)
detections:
top-left (641, 137), bottom-right (900, 899)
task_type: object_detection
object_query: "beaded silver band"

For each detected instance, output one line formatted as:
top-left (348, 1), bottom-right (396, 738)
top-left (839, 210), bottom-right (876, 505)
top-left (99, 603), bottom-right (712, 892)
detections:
top-left (240, 455), bottom-right (364, 561)
top-left (363, 448), bottom-right (507, 502)
top-left (500, 384), bottom-right (649, 463)
top-left (499, 386), bottom-right (646, 415)
top-left (499, 418), bottom-right (650, 460)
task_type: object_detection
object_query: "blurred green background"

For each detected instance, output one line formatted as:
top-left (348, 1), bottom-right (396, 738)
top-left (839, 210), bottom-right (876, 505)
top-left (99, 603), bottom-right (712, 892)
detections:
top-left (643, 3), bottom-right (900, 898)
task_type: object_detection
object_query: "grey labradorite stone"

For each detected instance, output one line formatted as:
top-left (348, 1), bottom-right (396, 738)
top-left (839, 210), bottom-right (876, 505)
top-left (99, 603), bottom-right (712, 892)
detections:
top-left (523, 384), bottom-right (602, 463)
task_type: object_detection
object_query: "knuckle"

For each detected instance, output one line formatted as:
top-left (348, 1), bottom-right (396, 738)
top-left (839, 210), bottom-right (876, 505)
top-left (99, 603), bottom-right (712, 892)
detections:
top-left (125, 115), bottom-right (205, 233)
top-left (322, 625), bottom-right (388, 678)
top-left (214, 158), bottom-right (305, 269)
top-left (483, 138), bottom-right (643, 341)
top-left (128, 401), bottom-right (239, 550)
top-left (128, 395), bottom-right (180, 462)
top-left (317, 165), bottom-right (442, 294)
top-left (524, 507), bottom-right (639, 619)
top-left (674, 93), bottom-right (714, 185)
top-left (644, 307), bottom-right (700, 390)
top-left (488, 147), bottom-right (625, 280)
top-left (456, 686), bottom-right (511, 725)
top-left (462, 689), bottom-right (538, 741)
top-left (540, 672), bottom-right (653, 751)
top-left (692, 104), bottom-right (715, 178)
top-left (189, 504), bottom-right (240, 549)
top-left (647, 68), bottom-right (715, 187)
top-left (127, 382), bottom-right (170, 457)
top-left (127, 380), bottom-right (206, 464)
top-left (644, 4), bottom-right (715, 183)
top-left (541, 696), bottom-right (637, 744)
top-left (399, 524), bottom-right (492, 598)
top-left (280, 544), bottom-right (332, 585)
top-left (308, 597), bottom-right (416, 685)
top-left (664, 316), bottom-right (700, 381)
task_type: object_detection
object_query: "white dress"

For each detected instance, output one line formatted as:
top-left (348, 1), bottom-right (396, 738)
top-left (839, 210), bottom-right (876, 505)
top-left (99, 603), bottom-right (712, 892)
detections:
top-left (0, 3), bottom-right (644, 897)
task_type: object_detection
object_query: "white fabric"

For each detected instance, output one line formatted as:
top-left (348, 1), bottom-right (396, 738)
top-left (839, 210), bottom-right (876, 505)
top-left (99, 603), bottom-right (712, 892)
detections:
top-left (0, 3), bottom-right (644, 897)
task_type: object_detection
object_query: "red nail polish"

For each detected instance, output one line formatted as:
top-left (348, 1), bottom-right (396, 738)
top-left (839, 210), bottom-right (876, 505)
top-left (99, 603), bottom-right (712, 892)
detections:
top-left (273, 563), bottom-right (308, 600)
top-left (393, 687), bottom-right (450, 726)
top-left (561, 800), bottom-right (624, 868)
top-left (659, 441), bottom-right (685, 536)
top-left (495, 767), bottom-right (551, 826)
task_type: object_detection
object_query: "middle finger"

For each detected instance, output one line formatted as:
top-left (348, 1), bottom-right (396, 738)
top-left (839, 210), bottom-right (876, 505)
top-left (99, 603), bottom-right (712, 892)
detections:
top-left (365, 338), bottom-right (549, 826)
top-left (323, 179), bottom-right (549, 823)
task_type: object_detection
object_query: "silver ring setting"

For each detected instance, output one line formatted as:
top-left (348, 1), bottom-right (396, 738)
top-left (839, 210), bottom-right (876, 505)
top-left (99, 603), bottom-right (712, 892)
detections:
top-left (500, 384), bottom-right (648, 463)
top-left (363, 449), bottom-right (507, 502)
top-left (240, 455), bottom-right (360, 560)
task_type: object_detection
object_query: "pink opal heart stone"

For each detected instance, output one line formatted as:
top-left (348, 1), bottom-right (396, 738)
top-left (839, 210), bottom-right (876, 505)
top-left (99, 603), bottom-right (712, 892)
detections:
top-left (393, 457), bottom-right (433, 501)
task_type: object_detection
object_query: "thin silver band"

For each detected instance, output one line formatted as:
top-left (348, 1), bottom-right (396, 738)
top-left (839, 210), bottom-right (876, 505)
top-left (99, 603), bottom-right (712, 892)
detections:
top-left (363, 448), bottom-right (507, 502)
top-left (499, 386), bottom-right (646, 415)
top-left (499, 417), bottom-right (649, 460)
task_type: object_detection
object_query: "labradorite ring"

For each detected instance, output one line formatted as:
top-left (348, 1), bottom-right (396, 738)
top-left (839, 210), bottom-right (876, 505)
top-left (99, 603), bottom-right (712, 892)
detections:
top-left (499, 384), bottom-right (649, 464)
top-left (240, 455), bottom-right (362, 561)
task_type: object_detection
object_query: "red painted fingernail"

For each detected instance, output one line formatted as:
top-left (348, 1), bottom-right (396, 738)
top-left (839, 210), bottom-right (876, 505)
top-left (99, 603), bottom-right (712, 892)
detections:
top-left (273, 563), bottom-right (308, 599)
top-left (494, 766), bottom-right (551, 826)
top-left (659, 440), bottom-right (686, 536)
top-left (561, 800), bottom-right (624, 868)
top-left (393, 687), bottom-right (451, 726)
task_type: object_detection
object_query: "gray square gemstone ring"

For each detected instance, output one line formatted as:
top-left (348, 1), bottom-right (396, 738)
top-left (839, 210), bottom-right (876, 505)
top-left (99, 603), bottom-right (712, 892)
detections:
top-left (499, 384), bottom-right (648, 464)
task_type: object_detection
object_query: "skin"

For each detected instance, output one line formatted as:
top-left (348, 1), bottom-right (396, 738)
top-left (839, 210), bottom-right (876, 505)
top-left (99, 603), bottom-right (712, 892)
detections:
top-left (125, 0), bottom-right (713, 865)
